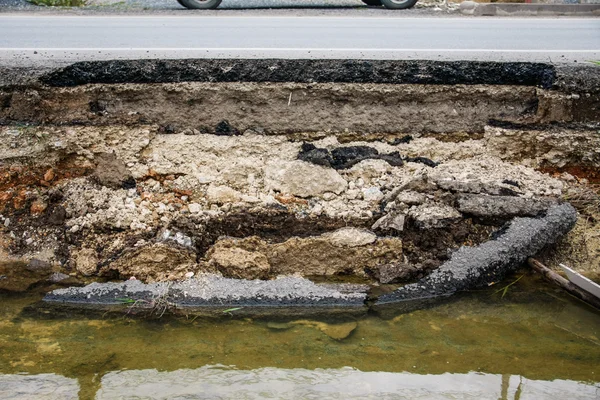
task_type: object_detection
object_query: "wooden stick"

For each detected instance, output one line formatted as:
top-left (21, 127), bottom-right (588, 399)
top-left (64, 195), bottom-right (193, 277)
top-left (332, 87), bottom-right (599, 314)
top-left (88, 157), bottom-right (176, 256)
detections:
top-left (527, 257), bottom-right (600, 310)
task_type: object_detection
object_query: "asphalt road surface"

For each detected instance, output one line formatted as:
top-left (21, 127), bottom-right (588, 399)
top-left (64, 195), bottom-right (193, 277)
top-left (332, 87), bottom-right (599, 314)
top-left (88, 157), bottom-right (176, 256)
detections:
top-left (0, 15), bottom-right (598, 65)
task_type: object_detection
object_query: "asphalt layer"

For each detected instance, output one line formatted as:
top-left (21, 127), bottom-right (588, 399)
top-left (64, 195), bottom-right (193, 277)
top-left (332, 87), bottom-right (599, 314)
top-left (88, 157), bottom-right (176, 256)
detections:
top-left (375, 203), bottom-right (578, 310)
top-left (43, 275), bottom-right (368, 316)
top-left (41, 59), bottom-right (557, 88)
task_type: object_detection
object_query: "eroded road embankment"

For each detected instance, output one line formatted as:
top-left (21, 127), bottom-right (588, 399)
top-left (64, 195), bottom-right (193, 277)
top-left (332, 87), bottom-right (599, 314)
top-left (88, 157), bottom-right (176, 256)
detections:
top-left (0, 59), bottom-right (599, 316)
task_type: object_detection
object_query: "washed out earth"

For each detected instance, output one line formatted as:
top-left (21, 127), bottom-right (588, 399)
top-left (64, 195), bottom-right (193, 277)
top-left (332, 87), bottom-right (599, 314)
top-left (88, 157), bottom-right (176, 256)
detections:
top-left (0, 58), bottom-right (599, 398)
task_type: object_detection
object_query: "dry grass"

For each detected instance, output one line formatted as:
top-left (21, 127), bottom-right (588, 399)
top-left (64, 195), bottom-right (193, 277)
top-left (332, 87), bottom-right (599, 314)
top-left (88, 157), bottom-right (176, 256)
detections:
top-left (539, 183), bottom-right (600, 279)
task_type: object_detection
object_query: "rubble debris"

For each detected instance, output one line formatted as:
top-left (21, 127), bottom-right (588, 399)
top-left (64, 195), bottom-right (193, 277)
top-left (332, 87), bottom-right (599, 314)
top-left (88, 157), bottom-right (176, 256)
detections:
top-left (99, 243), bottom-right (199, 283)
top-left (206, 229), bottom-right (403, 279)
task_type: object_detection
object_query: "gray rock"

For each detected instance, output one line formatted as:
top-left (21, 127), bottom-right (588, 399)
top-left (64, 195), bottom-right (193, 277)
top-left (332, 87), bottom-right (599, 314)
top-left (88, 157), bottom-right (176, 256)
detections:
top-left (395, 191), bottom-right (426, 206)
top-left (376, 263), bottom-right (419, 284)
top-left (408, 204), bottom-right (462, 229)
top-left (26, 258), bottom-right (52, 273)
top-left (48, 272), bottom-right (71, 283)
top-left (457, 194), bottom-right (556, 219)
top-left (92, 152), bottom-right (135, 189)
top-left (432, 177), bottom-right (519, 197)
top-left (371, 212), bottom-right (406, 232)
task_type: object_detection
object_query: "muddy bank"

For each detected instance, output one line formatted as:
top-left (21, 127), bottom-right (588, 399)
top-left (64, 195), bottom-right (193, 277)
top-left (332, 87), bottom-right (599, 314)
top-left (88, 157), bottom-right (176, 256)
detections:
top-left (41, 204), bottom-right (577, 317)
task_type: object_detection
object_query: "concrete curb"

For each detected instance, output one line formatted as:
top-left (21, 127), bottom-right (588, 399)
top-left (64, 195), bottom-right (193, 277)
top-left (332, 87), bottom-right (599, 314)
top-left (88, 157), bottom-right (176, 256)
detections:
top-left (460, 2), bottom-right (600, 16)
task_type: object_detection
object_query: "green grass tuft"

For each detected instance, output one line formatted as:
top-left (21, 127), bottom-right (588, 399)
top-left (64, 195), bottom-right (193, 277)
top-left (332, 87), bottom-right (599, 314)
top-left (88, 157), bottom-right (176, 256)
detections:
top-left (28, 0), bottom-right (87, 6)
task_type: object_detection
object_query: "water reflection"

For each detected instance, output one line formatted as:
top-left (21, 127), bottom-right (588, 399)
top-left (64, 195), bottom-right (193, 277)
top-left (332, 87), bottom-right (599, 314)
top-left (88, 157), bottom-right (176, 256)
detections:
top-left (96, 367), bottom-right (600, 399)
top-left (0, 373), bottom-right (79, 400)
top-left (3, 368), bottom-right (599, 400)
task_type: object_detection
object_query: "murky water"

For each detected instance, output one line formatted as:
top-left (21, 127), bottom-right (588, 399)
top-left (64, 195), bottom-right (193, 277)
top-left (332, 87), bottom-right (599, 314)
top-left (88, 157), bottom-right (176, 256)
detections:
top-left (1, 273), bottom-right (599, 399)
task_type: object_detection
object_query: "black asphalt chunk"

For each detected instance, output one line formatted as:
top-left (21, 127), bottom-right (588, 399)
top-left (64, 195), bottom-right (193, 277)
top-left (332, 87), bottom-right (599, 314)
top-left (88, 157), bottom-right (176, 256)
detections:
top-left (298, 143), bottom-right (404, 169)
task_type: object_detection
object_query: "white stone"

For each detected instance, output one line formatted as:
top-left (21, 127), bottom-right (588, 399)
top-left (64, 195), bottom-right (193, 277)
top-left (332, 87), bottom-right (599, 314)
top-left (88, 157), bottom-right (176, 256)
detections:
top-left (362, 187), bottom-right (384, 202)
top-left (324, 227), bottom-right (377, 248)
top-left (264, 160), bottom-right (347, 198)
top-left (206, 185), bottom-right (242, 204)
top-left (346, 189), bottom-right (361, 200)
top-left (188, 203), bottom-right (202, 214)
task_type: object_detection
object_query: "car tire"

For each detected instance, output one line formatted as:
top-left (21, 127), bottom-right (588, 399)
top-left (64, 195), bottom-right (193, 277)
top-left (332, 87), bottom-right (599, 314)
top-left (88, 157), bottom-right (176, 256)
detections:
top-left (361, 0), bottom-right (383, 6)
top-left (178, 0), bottom-right (222, 9)
top-left (380, 0), bottom-right (418, 9)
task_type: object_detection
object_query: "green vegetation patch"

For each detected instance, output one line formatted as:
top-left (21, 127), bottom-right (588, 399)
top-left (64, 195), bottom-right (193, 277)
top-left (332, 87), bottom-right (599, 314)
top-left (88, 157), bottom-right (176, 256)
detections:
top-left (28, 0), bottom-right (87, 6)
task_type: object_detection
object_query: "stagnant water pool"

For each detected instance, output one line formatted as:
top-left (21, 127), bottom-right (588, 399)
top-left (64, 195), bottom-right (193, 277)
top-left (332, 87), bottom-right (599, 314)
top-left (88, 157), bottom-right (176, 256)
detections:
top-left (0, 273), bottom-right (599, 399)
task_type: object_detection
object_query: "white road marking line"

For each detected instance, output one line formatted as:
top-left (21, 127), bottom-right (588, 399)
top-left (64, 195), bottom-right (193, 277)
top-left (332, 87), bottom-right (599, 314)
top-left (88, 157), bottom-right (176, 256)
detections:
top-left (1, 48), bottom-right (599, 52)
